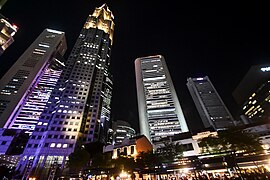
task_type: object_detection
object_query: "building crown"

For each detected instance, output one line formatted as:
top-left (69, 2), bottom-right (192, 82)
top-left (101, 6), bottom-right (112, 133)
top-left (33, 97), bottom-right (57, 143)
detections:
top-left (84, 3), bottom-right (115, 45)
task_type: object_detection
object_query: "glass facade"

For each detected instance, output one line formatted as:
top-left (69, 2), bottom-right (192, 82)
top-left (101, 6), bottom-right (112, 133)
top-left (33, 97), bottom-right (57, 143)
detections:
top-left (186, 76), bottom-right (235, 130)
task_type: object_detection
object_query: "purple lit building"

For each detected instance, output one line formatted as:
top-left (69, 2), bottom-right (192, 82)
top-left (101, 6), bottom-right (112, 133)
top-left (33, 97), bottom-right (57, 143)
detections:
top-left (0, 28), bottom-right (67, 133)
top-left (16, 4), bottom-right (114, 178)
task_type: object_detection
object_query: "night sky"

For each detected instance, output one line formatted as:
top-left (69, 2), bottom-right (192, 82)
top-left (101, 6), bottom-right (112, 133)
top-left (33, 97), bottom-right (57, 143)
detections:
top-left (1, 0), bottom-right (270, 133)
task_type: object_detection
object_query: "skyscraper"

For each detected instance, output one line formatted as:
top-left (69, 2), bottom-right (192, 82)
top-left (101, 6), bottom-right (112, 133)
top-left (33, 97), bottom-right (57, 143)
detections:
top-left (135, 55), bottom-right (189, 143)
top-left (16, 4), bottom-right (114, 178)
top-left (0, 14), bottom-right (18, 56)
top-left (186, 76), bottom-right (235, 130)
top-left (233, 64), bottom-right (270, 123)
top-left (0, 28), bottom-right (67, 133)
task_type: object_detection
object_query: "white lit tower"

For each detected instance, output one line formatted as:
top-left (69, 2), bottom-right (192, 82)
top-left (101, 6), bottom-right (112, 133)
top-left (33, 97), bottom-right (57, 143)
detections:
top-left (135, 55), bottom-right (189, 143)
top-left (17, 4), bottom-right (114, 178)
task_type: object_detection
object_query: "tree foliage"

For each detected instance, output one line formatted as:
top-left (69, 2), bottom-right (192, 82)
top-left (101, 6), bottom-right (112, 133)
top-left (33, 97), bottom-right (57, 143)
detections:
top-left (136, 150), bottom-right (161, 169)
top-left (156, 141), bottom-right (184, 163)
top-left (199, 128), bottom-right (263, 154)
top-left (90, 152), bottom-right (113, 169)
top-left (68, 147), bottom-right (91, 172)
top-left (111, 154), bottom-right (136, 172)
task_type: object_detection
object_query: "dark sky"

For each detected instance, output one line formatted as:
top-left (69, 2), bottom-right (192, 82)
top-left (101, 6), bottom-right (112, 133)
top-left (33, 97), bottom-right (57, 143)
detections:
top-left (1, 0), bottom-right (270, 133)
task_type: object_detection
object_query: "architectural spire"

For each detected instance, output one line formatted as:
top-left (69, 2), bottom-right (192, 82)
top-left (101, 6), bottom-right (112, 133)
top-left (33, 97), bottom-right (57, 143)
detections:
top-left (84, 3), bottom-right (115, 44)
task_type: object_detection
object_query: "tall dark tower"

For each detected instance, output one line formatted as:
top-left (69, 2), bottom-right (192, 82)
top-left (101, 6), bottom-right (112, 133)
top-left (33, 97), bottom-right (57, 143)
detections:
top-left (187, 76), bottom-right (235, 130)
top-left (16, 4), bottom-right (114, 178)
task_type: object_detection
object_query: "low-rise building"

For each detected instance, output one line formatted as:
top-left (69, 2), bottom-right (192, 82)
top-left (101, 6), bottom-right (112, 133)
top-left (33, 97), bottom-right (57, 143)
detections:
top-left (104, 135), bottom-right (153, 159)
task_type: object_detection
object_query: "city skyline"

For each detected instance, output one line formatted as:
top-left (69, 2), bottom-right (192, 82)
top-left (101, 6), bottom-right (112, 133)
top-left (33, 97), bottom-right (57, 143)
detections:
top-left (1, 1), bottom-right (270, 132)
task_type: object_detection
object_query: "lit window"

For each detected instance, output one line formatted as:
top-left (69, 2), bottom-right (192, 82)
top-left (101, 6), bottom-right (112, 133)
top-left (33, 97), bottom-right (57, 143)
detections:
top-left (50, 143), bottom-right (55, 147)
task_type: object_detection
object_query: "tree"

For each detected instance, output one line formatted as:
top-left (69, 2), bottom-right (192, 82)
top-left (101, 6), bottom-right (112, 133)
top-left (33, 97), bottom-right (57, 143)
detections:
top-left (68, 147), bottom-right (91, 175)
top-left (199, 127), bottom-right (263, 155)
top-left (156, 141), bottom-right (184, 163)
top-left (199, 127), bottom-right (264, 178)
top-left (90, 151), bottom-right (113, 169)
top-left (135, 150), bottom-right (161, 169)
top-left (112, 153), bottom-right (136, 172)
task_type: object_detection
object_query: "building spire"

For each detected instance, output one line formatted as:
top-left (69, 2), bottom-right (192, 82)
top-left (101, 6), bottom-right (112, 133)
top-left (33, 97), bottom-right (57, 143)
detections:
top-left (84, 3), bottom-right (115, 44)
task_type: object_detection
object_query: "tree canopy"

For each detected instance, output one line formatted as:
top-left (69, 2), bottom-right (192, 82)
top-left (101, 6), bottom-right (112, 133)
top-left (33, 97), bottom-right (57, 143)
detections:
top-left (199, 128), bottom-right (263, 154)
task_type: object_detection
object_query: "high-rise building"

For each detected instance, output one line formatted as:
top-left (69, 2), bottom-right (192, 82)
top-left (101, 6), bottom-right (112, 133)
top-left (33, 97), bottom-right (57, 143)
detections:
top-left (186, 76), bottom-right (235, 130)
top-left (112, 120), bottom-right (136, 145)
top-left (0, 28), bottom-right (67, 133)
top-left (135, 55), bottom-right (189, 143)
top-left (0, 14), bottom-right (18, 56)
top-left (233, 64), bottom-right (270, 122)
top-left (16, 4), bottom-right (114, 178)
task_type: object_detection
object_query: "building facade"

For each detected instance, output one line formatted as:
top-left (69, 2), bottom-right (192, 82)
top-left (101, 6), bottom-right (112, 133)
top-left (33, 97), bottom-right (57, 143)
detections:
top-left (0, 28), bottom-right (66, 133)
top-left (233, 64), bottom-right (270, 123)
top-left (16, 4), bottom-right (114, 178)
top-left (0, 128), bottom-right (29, 155)
top-left (112, 120), bottom-right (136, 145)
top-left (186, 76), bottom-right (235, 130)
top-left (103, 135), bottom-right (153, 160)
top-left (135, 55), bottom-right (189, 143)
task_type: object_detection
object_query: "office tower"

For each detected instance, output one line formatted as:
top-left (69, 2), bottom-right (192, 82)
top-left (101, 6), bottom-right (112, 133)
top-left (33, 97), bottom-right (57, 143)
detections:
top-left (135, 55), bottom-right (189, 143)
top-left (0, 28), bottom-right (67, 133)
top-left (112, 120), bottom-right (136, 145)
top-left (233, 64), bottom-right (270, 122)
top-left (17, 4), bottom-right (114, 178)
top-left (187, 76), bottom-right (235, 130)
top-left (0, 14), bottom-right (18, 55)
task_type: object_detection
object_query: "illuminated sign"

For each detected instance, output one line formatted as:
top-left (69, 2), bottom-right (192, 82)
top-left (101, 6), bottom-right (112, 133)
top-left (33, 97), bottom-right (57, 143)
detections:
top-left (261, 67), bottom-right (270, 72)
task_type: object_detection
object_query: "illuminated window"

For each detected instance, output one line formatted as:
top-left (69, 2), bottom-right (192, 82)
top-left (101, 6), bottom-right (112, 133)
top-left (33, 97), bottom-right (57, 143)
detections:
top-left (63, 144), bottom-right (68, 148)
top-left (50, 143), bottom-right (55, 147)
